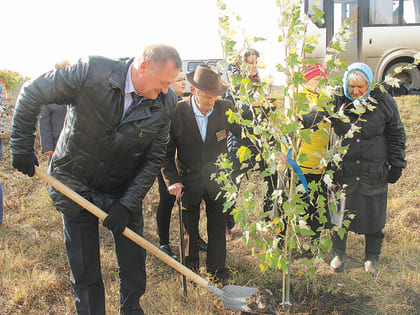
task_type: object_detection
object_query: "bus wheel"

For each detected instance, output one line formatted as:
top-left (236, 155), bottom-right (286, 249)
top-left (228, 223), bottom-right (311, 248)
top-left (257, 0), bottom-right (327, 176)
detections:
top-left (384, 59), bottom-right (420, 91)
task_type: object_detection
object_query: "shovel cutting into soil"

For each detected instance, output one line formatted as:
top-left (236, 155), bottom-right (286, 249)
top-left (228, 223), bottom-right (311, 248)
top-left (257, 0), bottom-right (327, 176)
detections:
top-left (35, 167), bottom-right (274, 313)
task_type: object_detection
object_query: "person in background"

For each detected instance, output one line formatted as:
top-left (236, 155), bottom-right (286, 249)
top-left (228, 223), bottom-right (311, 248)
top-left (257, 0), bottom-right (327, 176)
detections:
top-left (170, 70), bottom-right (186, 102)
top-left (155, 70), bottom-right (186, 259)
top-left (0, 80), bottom-right (4, 224)
top-left (0, 137), bottom-right (3, 224)
top-left (329, 62), bottom-right (406, 275)
top-left (299, 63), bottom-right (330, 242)
top-left (11, 44), bottom-right (181, 315)
top-left (162, 64), bottom-right (240, 284)
top-left (39, 59), bottom-right (71, 162)
top-left (155, 70), bottom-right (208, 258)
top-left (224, 49), bottom-right (260, 103)
top-left (226, 49), bottom-right (278, 227)
top-left (0, 78), bottom-right (6, 103)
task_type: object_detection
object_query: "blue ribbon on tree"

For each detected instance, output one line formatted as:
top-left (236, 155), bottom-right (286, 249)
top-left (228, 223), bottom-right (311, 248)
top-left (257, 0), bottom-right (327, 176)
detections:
top-left (287, 148), bottom-right (309, 194)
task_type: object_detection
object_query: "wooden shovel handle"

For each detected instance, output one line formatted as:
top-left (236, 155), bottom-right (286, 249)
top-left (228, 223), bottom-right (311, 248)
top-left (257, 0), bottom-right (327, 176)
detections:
top-left (35, 166), bottom-right (209, 289)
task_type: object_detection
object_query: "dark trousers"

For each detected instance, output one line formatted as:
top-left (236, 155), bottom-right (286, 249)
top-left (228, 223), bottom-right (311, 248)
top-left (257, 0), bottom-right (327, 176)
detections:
top-left (156, 173), bottom-right (176, 245)
top-left (277, 172), bottom-right (328, 240)
top-left (332, 230), bottom-right (384, 259)
top-left (231, 153), bottom-right (278, 216)
top-left (303, 173), bottom-right (328, 239)
top-left (365, 231), bottom-right (384, 259)
top-left (63, 209), bottom-right (146, 315)
top-left (183, 190), bottom-right (226, 273)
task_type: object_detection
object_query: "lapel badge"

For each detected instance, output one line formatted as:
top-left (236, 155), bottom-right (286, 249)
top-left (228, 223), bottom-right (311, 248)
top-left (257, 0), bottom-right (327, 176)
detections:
top-left (216, 129), bottom-right (227, 142)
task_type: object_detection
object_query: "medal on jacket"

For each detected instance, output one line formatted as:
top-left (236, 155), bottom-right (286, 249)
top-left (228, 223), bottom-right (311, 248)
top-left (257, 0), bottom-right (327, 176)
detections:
top-left (216, 129), bottom-right (227, 142)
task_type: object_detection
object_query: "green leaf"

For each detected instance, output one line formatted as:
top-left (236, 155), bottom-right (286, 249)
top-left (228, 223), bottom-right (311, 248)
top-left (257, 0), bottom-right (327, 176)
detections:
top-left (337, 227), bottom-right (347, 239)
top-left (254, 36), bottom-right (266, 42)
top-left (280, 258), bottom-right (288, 272)
top-left (308, 267), bottom-right (316, 279)
top-left (304, 44), bottom-right (316, 54)
top-left (237, 146), bottom-right (252, 163)
top-left (287, 53), bottom-right (300, 68)
top-left (342, 219), bottom-right (351, 228)
top-left (300, 129), bottom-right (312, 145)
top-left (298, 152), bottom-right (308, 163)
top-left (394, 66), bottom-right (403, 74)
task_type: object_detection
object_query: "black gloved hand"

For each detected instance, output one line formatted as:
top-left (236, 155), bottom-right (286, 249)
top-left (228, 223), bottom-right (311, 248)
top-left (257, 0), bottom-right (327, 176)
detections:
top-left (12, 153), bottom-right (39, 177)
top-left (388, 167), bottom-right (402, 184)
top-left (103, 202), bottom-right (131, 235)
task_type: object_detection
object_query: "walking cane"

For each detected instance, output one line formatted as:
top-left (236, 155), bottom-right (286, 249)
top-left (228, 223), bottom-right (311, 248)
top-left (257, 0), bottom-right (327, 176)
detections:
top-left (178, 196), bottom-right (187, 296)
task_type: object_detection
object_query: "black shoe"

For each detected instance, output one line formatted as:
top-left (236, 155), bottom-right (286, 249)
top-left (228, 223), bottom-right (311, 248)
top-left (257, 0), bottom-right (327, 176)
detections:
top-left (208, 268), bottom-right (229, 286)
top-left (159, 244), bottom-right (178, 261)
top-left (198, 237), bottom-right (208, 252)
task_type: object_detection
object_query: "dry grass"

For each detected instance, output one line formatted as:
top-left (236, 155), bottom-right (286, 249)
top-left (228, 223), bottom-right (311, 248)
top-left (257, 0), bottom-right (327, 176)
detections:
top-left (0, 96), bottom-right (419, 314)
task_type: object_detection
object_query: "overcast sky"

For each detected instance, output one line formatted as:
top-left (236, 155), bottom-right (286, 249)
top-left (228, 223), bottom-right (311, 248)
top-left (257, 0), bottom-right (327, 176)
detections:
top-left (0, 0), bottom-right (284, 81)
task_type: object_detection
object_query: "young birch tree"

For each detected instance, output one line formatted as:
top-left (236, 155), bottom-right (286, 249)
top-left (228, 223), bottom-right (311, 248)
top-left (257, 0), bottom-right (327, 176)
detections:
top-left (216, 0), bottom-right (355, 309)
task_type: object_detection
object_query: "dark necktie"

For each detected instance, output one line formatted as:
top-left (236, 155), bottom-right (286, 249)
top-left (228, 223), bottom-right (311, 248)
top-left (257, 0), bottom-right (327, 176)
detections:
top-left (125, 92), bottom-right (144, 118)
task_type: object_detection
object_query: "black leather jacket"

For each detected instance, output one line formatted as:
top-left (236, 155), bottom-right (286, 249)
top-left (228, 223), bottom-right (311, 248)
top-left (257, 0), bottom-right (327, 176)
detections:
top-left (11, 56), bottom-right (177, 216)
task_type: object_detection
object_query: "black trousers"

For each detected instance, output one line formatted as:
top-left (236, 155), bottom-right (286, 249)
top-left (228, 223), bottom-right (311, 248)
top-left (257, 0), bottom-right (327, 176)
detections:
top-left (303, 173), bottom-right (328, 239)
top-left (332, 230), bottom-right (384, 259)
top-left (156, 173), bottom-right (176, 245)
top-left (63, 209), bottom-right (146, 315)
top-left (182, 190), bottom-right (226, 273)
top-left (231, 152), bottom-right (278, 215)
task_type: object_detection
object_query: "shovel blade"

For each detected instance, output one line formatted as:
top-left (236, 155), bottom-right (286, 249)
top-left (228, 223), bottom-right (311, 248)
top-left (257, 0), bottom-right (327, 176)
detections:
top-left (221, 285), bottom-right (258, 312)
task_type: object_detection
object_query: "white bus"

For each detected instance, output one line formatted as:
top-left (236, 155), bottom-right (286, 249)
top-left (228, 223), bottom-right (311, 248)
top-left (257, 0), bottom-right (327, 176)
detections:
top-left (306, 0), bottom-right (420, 91)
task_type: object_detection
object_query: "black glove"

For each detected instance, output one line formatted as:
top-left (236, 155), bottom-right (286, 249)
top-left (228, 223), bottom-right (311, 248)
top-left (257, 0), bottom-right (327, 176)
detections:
top-left (388, 167), bottom-right (402, 184)
top-left (12, 153), bottom-right (39, 177)
top-left (103, 202), bottom-right (131, 235)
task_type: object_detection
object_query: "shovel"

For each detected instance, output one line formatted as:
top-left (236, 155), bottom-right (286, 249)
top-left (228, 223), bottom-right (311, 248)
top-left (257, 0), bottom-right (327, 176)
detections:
top-left (35, 166), bottom-right (267, 313)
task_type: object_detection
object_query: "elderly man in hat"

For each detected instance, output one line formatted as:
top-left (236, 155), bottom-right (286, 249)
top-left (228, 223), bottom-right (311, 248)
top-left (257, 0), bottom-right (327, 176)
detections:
top-left (162, 64), bottom-right (240, 283)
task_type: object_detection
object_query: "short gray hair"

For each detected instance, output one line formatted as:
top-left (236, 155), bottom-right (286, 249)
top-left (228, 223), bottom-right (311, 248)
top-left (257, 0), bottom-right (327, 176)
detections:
top-left (348, 70), bottom-right (368, 86)
top-left (141, 44), bottom-right (182, 69)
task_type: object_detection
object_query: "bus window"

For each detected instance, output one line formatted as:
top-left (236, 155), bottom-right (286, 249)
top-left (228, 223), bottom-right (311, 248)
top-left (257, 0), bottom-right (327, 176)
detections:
top-left (369, 0), bottom-right (397, 25)
top-left (369, 0), bottom-right (420, 25)
top-left (403, 0), bottom-right (420, 24)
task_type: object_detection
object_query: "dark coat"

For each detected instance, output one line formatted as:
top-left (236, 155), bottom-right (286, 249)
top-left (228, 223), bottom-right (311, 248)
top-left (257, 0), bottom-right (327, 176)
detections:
top-left (332, 87), bottom-right (406, 233)
top-left (162, 96), bottom-right (240, 205)
top-left (11, 56), bottom-right (177, 217)
top-left (39, 104), bottom-right (67, 153)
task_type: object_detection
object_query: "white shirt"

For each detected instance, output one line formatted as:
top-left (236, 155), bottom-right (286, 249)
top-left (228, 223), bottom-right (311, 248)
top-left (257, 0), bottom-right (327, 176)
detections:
top-left (122, 63), bottom-right (137, 120)
top-left (191, 95), bottom-right (214, 142)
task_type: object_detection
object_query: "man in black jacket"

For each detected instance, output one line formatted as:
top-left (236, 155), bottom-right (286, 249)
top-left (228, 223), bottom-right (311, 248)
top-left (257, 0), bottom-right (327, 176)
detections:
top-left (10, 44), bottom-right (181, 315)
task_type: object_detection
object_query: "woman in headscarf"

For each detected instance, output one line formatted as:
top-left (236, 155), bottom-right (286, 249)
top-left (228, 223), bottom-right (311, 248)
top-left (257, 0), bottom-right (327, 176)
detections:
top-left (329, 63), bottom-right (406, 274)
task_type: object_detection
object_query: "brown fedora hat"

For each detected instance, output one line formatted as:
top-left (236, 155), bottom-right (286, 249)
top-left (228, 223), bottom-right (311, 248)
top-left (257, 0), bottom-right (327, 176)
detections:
top-left (186, 64), bottom-right (227, 96)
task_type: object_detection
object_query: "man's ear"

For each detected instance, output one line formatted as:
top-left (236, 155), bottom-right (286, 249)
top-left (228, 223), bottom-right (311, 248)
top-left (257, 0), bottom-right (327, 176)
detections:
top-left (139, 60), bottom-right (149, 74)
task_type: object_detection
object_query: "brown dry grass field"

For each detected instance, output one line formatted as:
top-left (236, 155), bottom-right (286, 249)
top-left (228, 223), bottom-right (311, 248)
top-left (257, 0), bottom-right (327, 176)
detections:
top-left (0, 95), bottom-right (419, 314)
